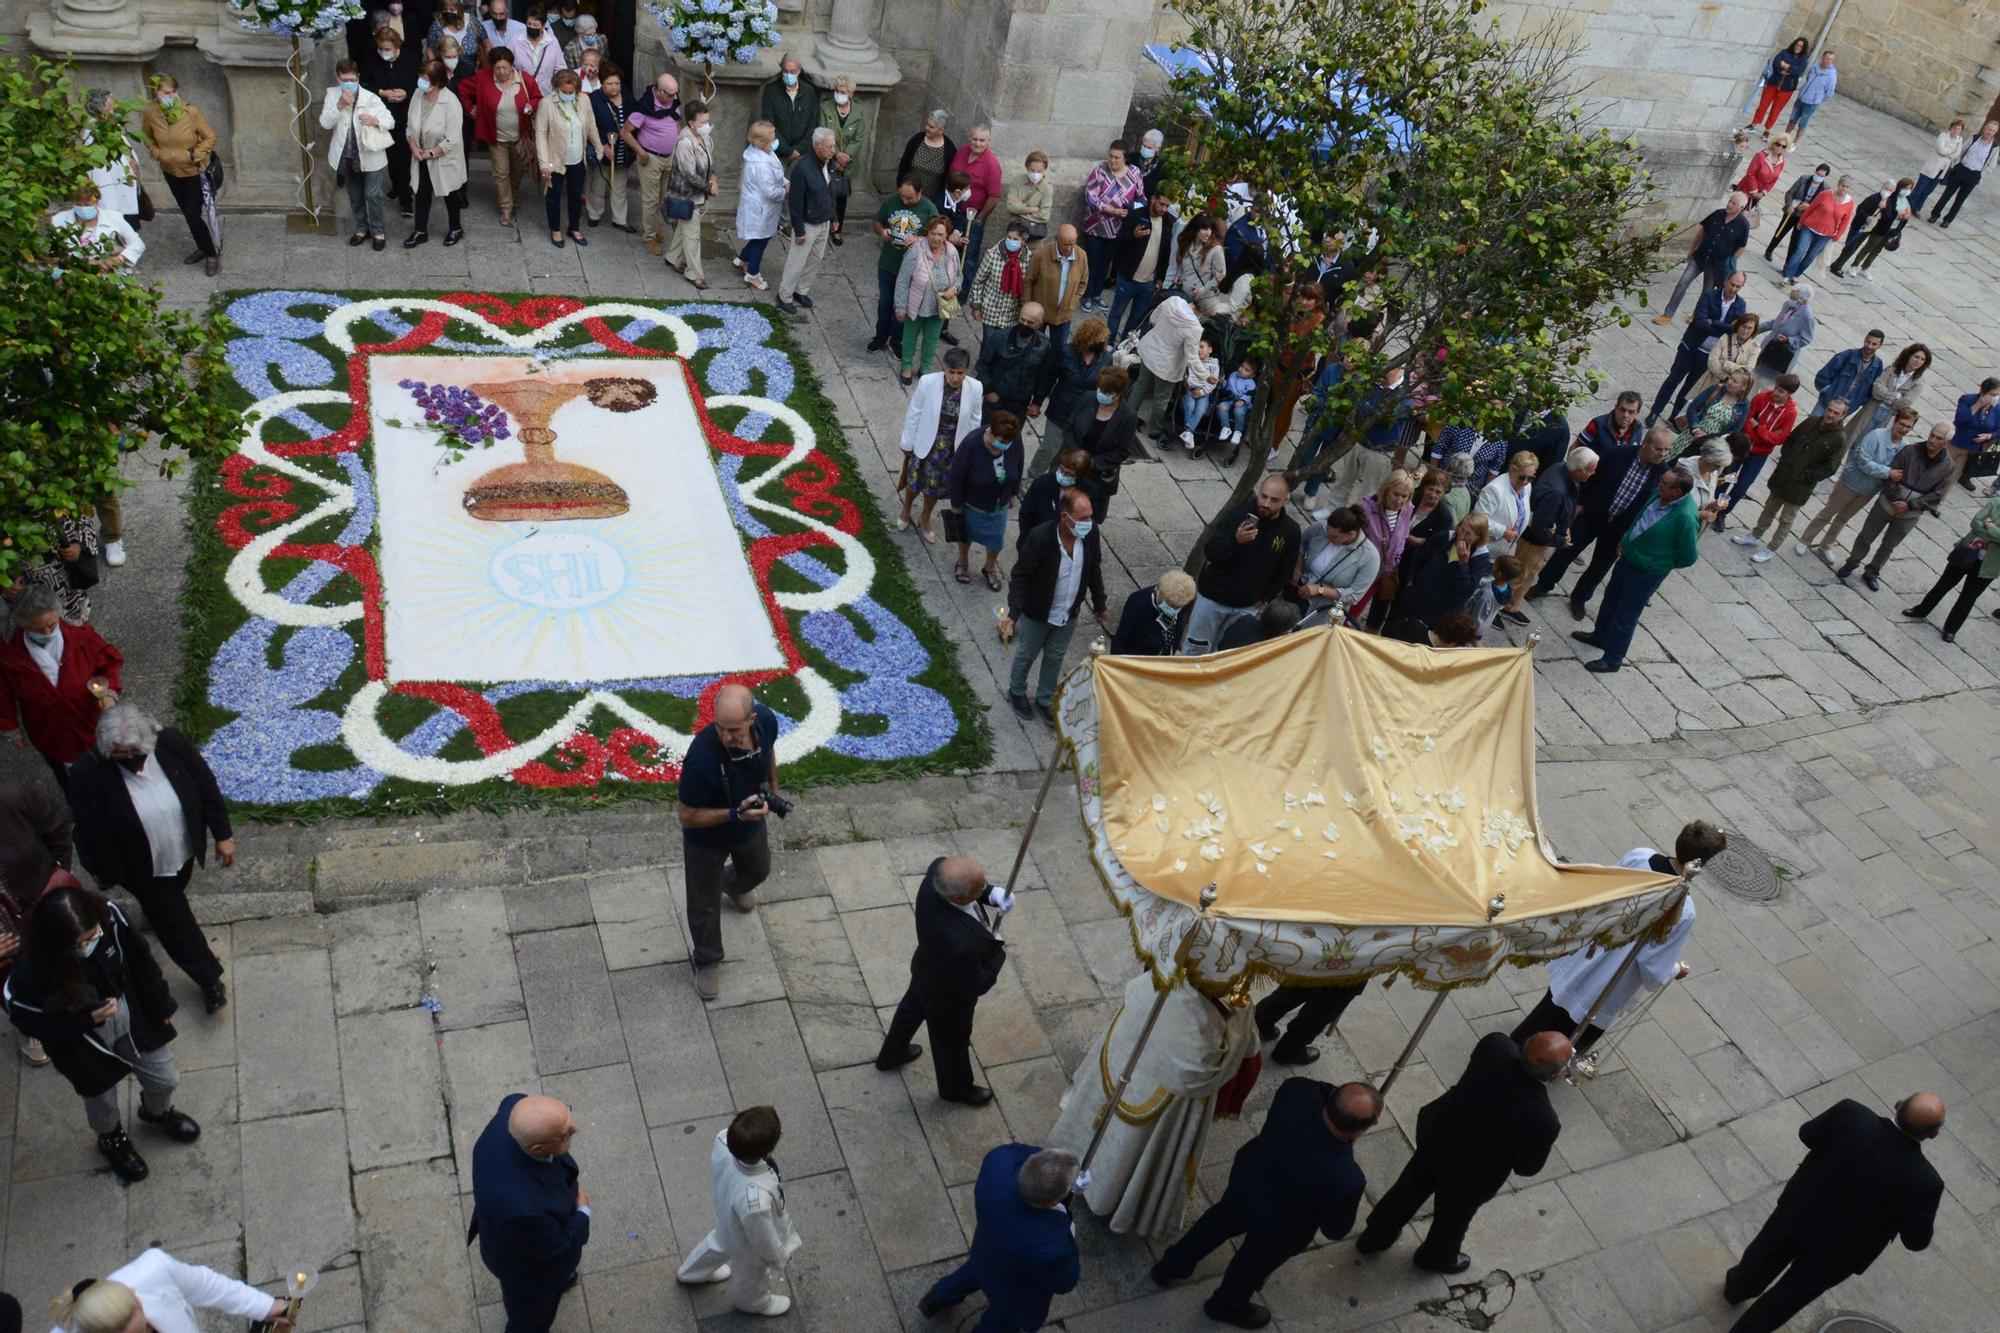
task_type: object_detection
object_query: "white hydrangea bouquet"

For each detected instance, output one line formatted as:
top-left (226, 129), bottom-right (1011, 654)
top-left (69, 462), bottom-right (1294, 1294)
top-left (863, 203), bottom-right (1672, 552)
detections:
top-left (646, 0), bottom-right (782, 69)
top-left (226, 0), bottom-right (366, 37)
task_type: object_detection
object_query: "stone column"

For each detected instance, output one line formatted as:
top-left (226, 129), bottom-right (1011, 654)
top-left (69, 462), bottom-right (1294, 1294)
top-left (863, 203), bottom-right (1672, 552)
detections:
top-left (817, 0), bottom-right (882, 68)
top-left (54, 0), bottom-right (134, 30)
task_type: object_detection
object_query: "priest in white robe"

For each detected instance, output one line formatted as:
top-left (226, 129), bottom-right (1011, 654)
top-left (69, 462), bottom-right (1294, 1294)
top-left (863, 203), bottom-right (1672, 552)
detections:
top-left (675, 1105), bottom-right (804, 1316)
top-left (1048, 971), bottom-right (1260, 1238)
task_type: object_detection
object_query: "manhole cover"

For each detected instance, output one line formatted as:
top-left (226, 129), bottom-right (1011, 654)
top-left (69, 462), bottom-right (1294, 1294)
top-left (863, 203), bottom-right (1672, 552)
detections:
top-left (1817, 1316), bottom-right (1904, 1333)
top-left (1704, 837), bottom-right (1781, 902)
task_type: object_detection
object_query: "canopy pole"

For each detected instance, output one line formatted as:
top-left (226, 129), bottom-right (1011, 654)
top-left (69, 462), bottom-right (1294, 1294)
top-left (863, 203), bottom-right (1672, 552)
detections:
top-left (1377, 990), bottom-right (1448, 1097)
top-left (1078, 981), bottom-right (1175, 1175)
top-left (1003, 743), bottom-right (1066, 893)
top-left (1571, 871), bottom-right (1699, 1045)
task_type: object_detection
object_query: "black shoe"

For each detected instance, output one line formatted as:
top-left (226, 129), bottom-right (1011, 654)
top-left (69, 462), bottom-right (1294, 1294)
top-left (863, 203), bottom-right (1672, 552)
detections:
top-left (587, 214), bottom-right (600, 227)
top-left (1828, 268), bottom-right (1844, 278)
top-left (1354, 1231), bottom-right (1393, 1255)
top-left (371, 237), bottom-right (387, 252)
top-left (1415, 1252), bottom-right (1472, 1275)
top-left (793, 293), bottom-right (815, 309)
top-left (1836, 563), bottom-right (1855, 582)
top-left (184, 250), bottom-right (207, 264)
top-left (1524, 588), bottom-right (1549, 601)
top-left (403, 232), bottom-right (429, 249)
top-left (138, 1106), bottom-right (202, 1143)
top-left (97, 1128), bottom-right (149, 1182)
top-left (1960, 476), bottom-right (1978, 491)
top-left (443, 229), bottom-right (464, 247)
top-left (348, 233), bottom-right (367, 247)
top-left (399, 201), bottom-right (415, 219)
top-left (875, 1044), bottom-right (922, 1071)
top-left (1009, 692), bottom-right (1034, 720)
top-left (917, 1284), bottom-right (957, 1317)
top-left (1942, 631), bottom-right (1956, 644)
top-left (829, 231), bottom-right (844, 247)
top-left (1202, 1298), bottom-right (1272, 1329)
top-left (866, 336), bottom-right (888, 352)
top-left (1499, 609), bottom-right (1530, 625)
top-left (1585, 659), bottom-right (1620, 674)
top-left (1567, 597), bottom-right (1586, 622)
top-left (1269, 1045), bottom-right (1321, 1066)
top-left (1149, 1261), bottom-right (1180, 1289)
top-left (940, 331), bottom-right (959, 346)
top-left (939, 1085), bottom-right (994, 1107)
top-left (203, 979), bottom-right (228, 1013)
top-left (775, 298), bottom-right (799, 314)
top-left (1903, 606), bottom-right (1928, 618)
top-left (1570, 630), bottom-right (1601, 647)
top-left (1035, 701), bottom-right (1056, 725)
top-left (1862, 573), bottom-right (1880, 591)
top-left (1255, 1020), bottom-right (1279, 1044)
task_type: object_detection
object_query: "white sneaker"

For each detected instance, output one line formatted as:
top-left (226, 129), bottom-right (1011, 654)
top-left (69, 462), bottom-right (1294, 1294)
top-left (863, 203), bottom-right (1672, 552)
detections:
top-left (1179, 429), bottom-right (1195, 447)
top-left (732, 257), bottom-right (746, 271)
top-left (1729, 533), bottom-right (1760, 547)
top-left (1857, 270), bottom-right (1872, 282)
top-left (744, 273), bottom-right (768, 290)
top-left (1228, 428), bottom-right (1241, 444)
top-left (103, 539), bottom-right (126, 567)
top-left (739, 1295), bottom-right (791, 1317)
top-left (1751, 547), bottom-right (1774, 563)
top-left (1307, 504), bottom-right (1331, 521)
top-left (1792, 541), bottom-right (1808, 556)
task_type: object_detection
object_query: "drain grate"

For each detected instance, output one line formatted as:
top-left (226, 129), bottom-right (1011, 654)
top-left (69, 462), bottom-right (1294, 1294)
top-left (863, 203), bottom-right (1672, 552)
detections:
top-left (1817, 1316), bottom-right (1905, 1333)
top-left (1703, 836), bottom-right (1782, 902)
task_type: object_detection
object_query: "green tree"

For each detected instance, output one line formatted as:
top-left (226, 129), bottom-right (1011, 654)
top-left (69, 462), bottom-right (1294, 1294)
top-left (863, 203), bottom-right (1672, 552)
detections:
top-left (1157, 0), bottom-right (1657, 568)
top-left (0, 57), bottom-right (235, 587)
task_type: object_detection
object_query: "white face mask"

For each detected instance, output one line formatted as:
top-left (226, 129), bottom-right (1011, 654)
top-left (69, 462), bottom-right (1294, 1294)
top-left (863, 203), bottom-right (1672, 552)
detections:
top-left (1027, 170), bottom-right (1044, 184)
top-left (834, 92), bottom-right (850, 106)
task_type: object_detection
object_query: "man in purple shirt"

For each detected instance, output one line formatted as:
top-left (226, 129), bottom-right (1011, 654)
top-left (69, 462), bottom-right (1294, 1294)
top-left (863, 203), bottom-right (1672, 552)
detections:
top-left (622, 71), bottom-right (682, 255)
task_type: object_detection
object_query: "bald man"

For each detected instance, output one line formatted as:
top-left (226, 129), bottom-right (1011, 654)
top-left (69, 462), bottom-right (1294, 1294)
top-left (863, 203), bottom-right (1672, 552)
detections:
top-left (470, 1094), bottom-right (589, 1331)
top-left (1356, 1031), bottom-right (1569, 1274)
top-left (1724, 1092), bottom-right (1945, 1333)
top-left (876, 856), bottom-right (1008, 1106)
top-left (676, 683), bottom-right (782, 1000)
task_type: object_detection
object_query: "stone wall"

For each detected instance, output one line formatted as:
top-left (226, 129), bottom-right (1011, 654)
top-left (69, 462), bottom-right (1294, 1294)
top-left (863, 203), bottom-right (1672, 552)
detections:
top-left (1782, 0), bottom-right (2000, 132)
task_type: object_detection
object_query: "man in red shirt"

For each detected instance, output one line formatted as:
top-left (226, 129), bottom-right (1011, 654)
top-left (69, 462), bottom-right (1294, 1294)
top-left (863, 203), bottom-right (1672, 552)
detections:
top-left (951, 124), bottom-right (1004, 292)
top-left (1715, 373), bottom-right (1801, 532)
top-left (1782, 174), bottom-right (1854, 280)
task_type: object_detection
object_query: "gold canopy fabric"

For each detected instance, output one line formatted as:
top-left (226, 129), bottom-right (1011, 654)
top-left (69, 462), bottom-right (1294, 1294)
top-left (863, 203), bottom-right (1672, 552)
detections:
top-left (1089, 627), bottom-right (1674, 927)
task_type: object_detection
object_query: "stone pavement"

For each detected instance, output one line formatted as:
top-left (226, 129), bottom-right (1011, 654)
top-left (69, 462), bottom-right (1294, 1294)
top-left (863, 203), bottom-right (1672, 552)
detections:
top-left (1, 92), bottom-right (1997, 1331)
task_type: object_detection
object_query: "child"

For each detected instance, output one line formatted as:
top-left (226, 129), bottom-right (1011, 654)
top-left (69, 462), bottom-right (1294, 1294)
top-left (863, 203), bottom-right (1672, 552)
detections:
top-left (1180, 337), bottom-right (1221, 453)
top-left (1477, 554), bottom-right (1525, 637)
top-left (1220, 359), bottom-right (1259, 447)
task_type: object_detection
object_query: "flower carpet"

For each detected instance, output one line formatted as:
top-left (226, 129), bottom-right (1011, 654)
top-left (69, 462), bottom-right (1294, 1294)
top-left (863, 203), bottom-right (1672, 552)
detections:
top-left (184, 291), bottom-right (986, 817)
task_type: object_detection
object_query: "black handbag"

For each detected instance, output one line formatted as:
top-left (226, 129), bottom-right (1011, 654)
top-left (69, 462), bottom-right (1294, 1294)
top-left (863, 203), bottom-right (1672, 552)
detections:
top-left (664, 195), bottom-right (694, 221)
top-left (136, 185), bottom-right (156, 222)
top-left (830, 168), bottom-right (852, 202)
top-left (941, 508), bottom-right (968, 545)
top-left (203, 152), bottom-right (225, 198)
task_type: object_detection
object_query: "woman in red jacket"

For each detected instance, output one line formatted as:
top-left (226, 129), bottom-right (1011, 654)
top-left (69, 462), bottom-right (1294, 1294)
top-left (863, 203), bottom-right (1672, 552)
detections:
top-left (1735, 132), bottom-right (1790, 202)
top-left (0, 583), bottom-right (122, 793)
top-left (1716, 373), bottom-right (1802, 533)
top-left (458, 47), bottom-right (542, 227)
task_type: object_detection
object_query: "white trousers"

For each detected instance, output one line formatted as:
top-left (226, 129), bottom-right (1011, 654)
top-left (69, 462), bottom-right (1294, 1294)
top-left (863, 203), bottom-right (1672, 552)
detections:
top-left (676, 1230), bottom-right (785, 1314)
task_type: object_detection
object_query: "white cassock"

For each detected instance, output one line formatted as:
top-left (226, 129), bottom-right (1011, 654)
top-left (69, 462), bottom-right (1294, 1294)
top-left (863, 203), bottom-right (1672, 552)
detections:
top-left (1048, 972), bottom-right (1259, 1238)
top-left (1548, 847), bottom-right (1696, 1026)
top-left (675, 1128), bottom-right (803, 1315)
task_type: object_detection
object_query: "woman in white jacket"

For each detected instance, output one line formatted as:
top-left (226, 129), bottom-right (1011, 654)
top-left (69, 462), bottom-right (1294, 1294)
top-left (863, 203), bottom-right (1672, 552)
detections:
top-left (1908, 117), bottom-right (1965, 216)
top-left (896, 345), bottom-right (983, 540)
top-left (320, 57), bottom-right (394, 250)
top-left (733, 120), bottom-right (788, 292)
top-left (51, 1248), bottom-right (289, 1333)
top-left (1473, 449), bottom-right (1538, 557)
top-left (1129, 294), bottom-right (1203, 441)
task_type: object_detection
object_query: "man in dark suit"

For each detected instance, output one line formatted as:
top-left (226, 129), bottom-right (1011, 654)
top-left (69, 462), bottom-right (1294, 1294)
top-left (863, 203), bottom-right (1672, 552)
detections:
top-left (470, 1093), bottom-right (591, 1332)
top-left (1005, 487), bottom-right (1107, 723)
top-left (919, 1143), bottom-right (1081, 1330)
top-left (1527, 423), bottom-right (1673, 619)
top-left (1724, 1093), bottom-right (1946, 1333)
top-left (1356, 1030), bottom-right (1568, 1274)
top-left (1152, 1079), bottom-right (1381, 1329)
top-left (876, 856), bottom-right (1008, 1106)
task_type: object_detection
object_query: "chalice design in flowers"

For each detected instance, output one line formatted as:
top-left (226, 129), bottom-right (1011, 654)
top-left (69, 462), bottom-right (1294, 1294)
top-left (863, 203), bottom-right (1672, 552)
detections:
top-left (456, 361), bottom-right (659, 522)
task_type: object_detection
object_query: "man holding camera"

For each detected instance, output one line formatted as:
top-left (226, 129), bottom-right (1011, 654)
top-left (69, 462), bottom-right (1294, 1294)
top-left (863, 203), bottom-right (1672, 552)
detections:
top-left (876, 856), bottom-right (1011, 1106)
top-left (676, 684), bottom-right (785, 1001)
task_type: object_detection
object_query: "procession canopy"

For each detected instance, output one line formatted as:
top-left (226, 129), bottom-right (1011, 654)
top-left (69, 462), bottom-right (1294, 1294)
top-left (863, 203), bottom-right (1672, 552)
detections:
top-left (1061, 628), bottom-right (1681, 992)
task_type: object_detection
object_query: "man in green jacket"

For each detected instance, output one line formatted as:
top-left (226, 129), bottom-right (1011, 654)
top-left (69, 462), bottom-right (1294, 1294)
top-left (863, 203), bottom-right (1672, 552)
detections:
top-left (759, 53), bottom-right (822, 165)
top-left (1573, 466), bottom-right (1700, 673)
top-left (1732, 396), bottom-right (1850, 563)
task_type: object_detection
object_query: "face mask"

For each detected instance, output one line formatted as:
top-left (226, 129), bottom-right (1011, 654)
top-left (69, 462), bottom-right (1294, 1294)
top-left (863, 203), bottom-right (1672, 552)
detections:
top-left (783, 71), bottom-right (799, 87)
top-left (697, 123), bottom-right (712, 137)
top-left (1095, 389), bottom-right (1115, 406)
top-left (24, 630), bottom-right (55, 648)
top-left (444, 56), bottom-right (459, 69)
top-left (378, 48), bottom-right (396, 60)
top-left (1140, 146), bottom-right (1156, 159)
top-left (1003, 236), bottom-right (1022, 252)
top-left (527, 27), bottom-right (543, 40)
top-left (74, 204), bottom-right (98, 220)
top-left (157, 93), bottom-right (176, 106)
top-left (1026, 171), bottom-right (1045, 186)
top-left (341, 79), bottom-right (360, 94)
top-left (415, 77), bottom-right (431, 93)
top-left (835, 92), bottom-right (850, 106)
top-left (75, 935), bottom-right (102, 960)
top-left (1054, 470), bottom-right (1076, 487)
top-left (1072, 518), bottom-right (1094, 538)
top-left (114, 754), bottom-right (146, 774)
top-left (557, 91), bottom-right (576, 105)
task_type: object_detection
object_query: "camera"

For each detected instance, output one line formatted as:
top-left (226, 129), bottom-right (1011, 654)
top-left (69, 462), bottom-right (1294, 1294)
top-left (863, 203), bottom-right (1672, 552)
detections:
top-left (756, 784), bottom-right (795, 819)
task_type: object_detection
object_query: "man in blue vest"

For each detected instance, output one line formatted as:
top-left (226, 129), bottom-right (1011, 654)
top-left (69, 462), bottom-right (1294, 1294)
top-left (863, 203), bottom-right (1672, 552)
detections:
top-left (469, 1093), bottom-right (591, 1332)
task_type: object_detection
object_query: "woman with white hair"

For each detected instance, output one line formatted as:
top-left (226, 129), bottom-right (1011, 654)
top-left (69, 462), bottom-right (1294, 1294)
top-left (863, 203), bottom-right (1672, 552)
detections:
top-left (895, 108), bottom-right (956, 201)
top-left (0, 583), bottom-right (122, 792)
top-left (50, 1249), bottom-right (288, 1330)
top-left (82, 88), bottom-right (143, 229)
top-left (1473, 450), bottom-right (1538, 557)
top-left (66, 706), bottom-right (235, 1012)
top-left (1755, 279), bottom-right (1814, 383)
top-left (561, 10), bottom-right (600, 68)
top-left (734, 120), bottom-right (787, 290)
top-left (1112, 569), bottom-right (1196, 654)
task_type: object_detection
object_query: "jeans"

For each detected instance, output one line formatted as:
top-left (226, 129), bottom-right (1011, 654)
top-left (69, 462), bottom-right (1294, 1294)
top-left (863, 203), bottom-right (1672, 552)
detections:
top-left (343, 164), bottom-right (386, 236)
top-left (1588, 561), bottom-right (1669, 666)
top-left (1932, 163), bottom-right (1983, 223)
top-left (545, 161), bottom-right (587, 233)
top-left (1912, 555), bottom-right (1994, 635)
top-left (1181, 390), bottom-right (1212, 434)
top-left (875, 268), bottom-right (899, 343)
top-left (1650, 343), bottom-right (1709, 422)
top-left (901, 314), bottom-right (943, 373)
top-left (82, 1033), bottom-right (181, 1133)
top-left (683, 826), bottom-right (771, 966)
top-left (1108, 275), bottom-right (1158, 342)
top-left (1781, 227), bottom-right (1830, 279)
top-left (1008, 613), bottom-right (1079, 705)
top-left (1182, 593), bottom-right (1256, 655)
top-left (1720, 451), bottom-right (1771, 527)
top-left (1081, 232), bottom-right (1115, 303)
top-left (1908, 172), bottom-right (1944, 215)
top-left (738, 234), bottom-right (772, 275)
top-left (1785, 98), bottom-right (1823, 134)
top-left (1223, 400), bottom-right (1251, 435)
top-left (962, 217), bottom-right (986, 290)
top-left (1660, 256), bottom-right (1718, 319)
top-left (130, 864), bottom-right (224, 988)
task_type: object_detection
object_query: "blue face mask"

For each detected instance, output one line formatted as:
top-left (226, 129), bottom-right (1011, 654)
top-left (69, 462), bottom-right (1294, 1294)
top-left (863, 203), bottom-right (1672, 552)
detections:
top-left (415, 77), bottom-right (431, 94)
top-left (1054, 470), bottom-right (1075, 487)
top-left (1003, 236), bottom-right (1022, 252)
top-left (75, 933), bottom-right (101, 960)
top-left (557, 91), bottom-right (576, 105)
top-left (74, 204), bottom-right (98, 220)
top-left (782, 71), bottom-right (799, 87)
top-left (1072, 518), bottom-right (1094, 538)
top-left (582, 35), bottom-right (598, 47)
top-left (1140, 146), bottom-right (1156, 159)
top-left (25, 630), bottom-right (55, 648)
top-left (340, 80), bottom-right (359, 94)
top-left (1095, 389), bottom-right (1115, 406)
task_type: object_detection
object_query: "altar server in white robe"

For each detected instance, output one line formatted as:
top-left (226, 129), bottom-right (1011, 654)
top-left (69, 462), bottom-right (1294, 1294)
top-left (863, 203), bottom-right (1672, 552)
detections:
top-left (1509, 820), bottom-right (1726, 1053)
top-left (1048, 972), bottom-right (1260, 1237)
top-left (675, 1105), bottom-right (803, 1316)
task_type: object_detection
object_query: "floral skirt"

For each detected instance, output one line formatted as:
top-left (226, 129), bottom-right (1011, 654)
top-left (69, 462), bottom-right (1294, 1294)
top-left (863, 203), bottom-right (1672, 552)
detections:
top-left (917, 438), bottom-right (956, 500)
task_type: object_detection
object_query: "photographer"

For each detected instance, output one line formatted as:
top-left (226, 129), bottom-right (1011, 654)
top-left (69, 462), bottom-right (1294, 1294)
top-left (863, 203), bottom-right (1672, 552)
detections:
top-left (676, 684), bottom-right (785, 1001)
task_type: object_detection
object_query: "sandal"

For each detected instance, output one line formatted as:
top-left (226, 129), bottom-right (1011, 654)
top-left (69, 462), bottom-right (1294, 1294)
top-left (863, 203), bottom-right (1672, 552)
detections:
top-left (954, 563), bottom-right (971, 584)
top-left (983, 568), bottom-right (1002, 592)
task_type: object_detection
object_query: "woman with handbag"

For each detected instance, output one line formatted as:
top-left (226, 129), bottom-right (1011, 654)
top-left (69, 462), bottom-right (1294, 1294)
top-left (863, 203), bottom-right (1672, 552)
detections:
top-left (321, 58), bottom-right (394, 250)
top-left (1173, 215), bottom-right (1227, 315)
top-left (1697, 311), bottom-right (1761, 399)
top-left (944, 411), bottom-right (1026, 591)
top-left (894, 214), bottom-right (962, 385)
top-left (139, 74), bottom-right (220, 275)
top-left (406, 58), bottom-right (468, 247)
top-left (897, 346), bottom-right (982, 542)
top-left (5, 881), bottom-right (199, 1183)
top-left (1854, 342), bottom-right (1930, 439)
top-left (1753, 281), bottom-right (1814, 387)
top-left (664, 100), bottom-right (717, 286)
top-left (534, 68), bottom-right (601, 249)
top-left (459, 47), bottom-right (541, 228)
top-left (1903, 489), bottom-right (2000, 642)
